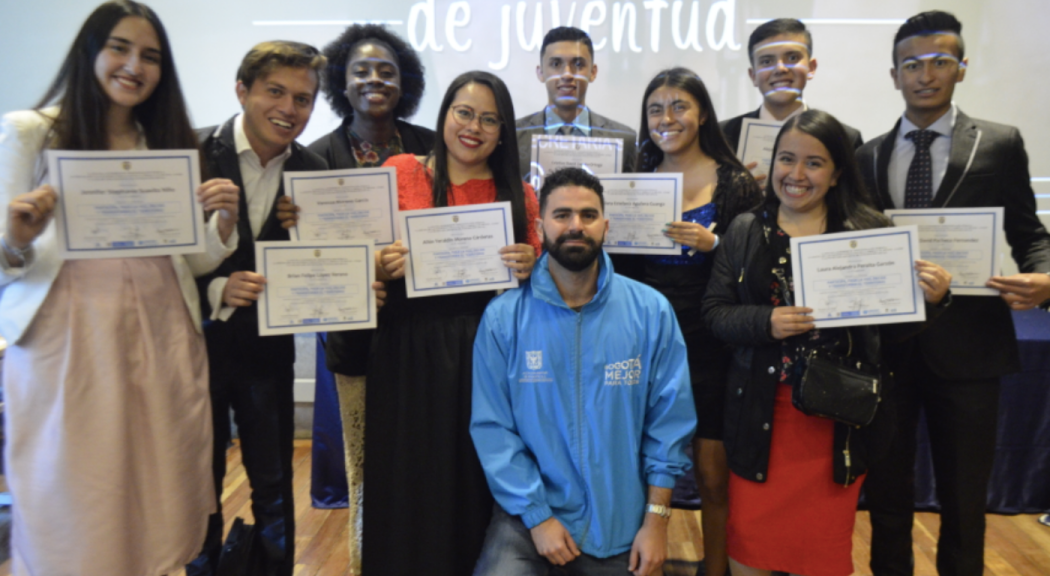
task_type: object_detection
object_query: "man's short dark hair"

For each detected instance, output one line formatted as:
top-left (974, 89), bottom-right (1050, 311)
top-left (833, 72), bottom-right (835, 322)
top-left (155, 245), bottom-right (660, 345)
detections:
top-left (539, 167), bottom-right (604, 214)
top-left (748, 18), bottom-right (812, 66)
top-left (540, 27), bottom-right (595, 61)
top-left (893, 10), bottom-right (965, 67)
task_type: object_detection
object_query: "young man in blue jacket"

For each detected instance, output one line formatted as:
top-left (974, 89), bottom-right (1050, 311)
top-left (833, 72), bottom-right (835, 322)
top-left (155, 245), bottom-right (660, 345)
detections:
top-left (470, 167), bottom-right (697, 576)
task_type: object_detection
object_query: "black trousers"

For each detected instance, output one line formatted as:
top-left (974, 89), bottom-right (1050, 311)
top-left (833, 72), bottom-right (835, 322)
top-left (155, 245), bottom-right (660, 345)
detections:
top-left (189, 335), bottom-right (296, 576)
top-left (864, 358), bottom-right (1000, 576)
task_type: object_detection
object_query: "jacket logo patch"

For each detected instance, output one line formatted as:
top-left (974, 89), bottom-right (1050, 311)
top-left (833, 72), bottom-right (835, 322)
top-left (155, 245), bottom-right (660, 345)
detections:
top-left (604, 355), bottom-right (642, 386)
top-left (526, 350), bottom-right (543, 370)
top-left (519, 349), bottom-right (552, 383)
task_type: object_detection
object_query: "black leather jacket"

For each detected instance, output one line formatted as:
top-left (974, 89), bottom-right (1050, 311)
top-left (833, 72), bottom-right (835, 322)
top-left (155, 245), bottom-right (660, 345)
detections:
top-left (702, 211), bottom-right (899, 486)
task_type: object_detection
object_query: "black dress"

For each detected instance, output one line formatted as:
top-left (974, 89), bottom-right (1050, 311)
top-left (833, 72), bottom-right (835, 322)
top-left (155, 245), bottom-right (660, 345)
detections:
top-left (363, 283), bottom-right (496, 576)
top-left (612, 163), bottom-right (760, 439)
top-left (361, 156), bottom-right (543, 576)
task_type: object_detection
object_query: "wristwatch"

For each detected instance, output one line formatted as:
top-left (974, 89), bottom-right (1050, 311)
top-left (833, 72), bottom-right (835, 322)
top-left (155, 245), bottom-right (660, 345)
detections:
top-left (645, 503), bottom-right (671, 519)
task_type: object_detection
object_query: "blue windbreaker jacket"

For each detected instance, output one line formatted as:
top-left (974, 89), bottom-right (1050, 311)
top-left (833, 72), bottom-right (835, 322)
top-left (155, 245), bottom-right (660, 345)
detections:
top-left (471, 252), bottom-right (696, 558)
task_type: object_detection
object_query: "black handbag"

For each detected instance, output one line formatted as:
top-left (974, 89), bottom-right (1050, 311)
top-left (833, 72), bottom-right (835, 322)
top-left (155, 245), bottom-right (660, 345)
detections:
top-left (793, 330), bottom-right (881, 427)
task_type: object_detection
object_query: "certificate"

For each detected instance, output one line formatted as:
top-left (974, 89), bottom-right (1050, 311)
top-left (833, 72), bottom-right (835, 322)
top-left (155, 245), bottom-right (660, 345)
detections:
top-left (529, 134), bottom-right (623, 189)
top-left (47, 149), bottom-right (205, 259)
top-left (600, 173), bottom-right (684, 255)
top-left (791, 227), bottom-right (926, 328)
top-left (255, 240), bottom-right (376, 336)
top-left (400, 201), bottom-right (518, 298)
top-left (736, 118), bottom-right (783, 180)
top-left (886, 208), bottom-right (1003, 296)
top-left (285, 167), bottom-right (398, 245)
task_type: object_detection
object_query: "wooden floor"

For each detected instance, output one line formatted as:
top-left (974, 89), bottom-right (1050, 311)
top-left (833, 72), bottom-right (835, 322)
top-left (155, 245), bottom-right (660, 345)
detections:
top-left (2, 440), bottom-right (1048, 575)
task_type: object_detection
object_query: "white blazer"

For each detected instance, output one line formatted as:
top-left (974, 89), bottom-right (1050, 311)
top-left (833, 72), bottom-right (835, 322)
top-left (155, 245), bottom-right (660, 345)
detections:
top-left (0, 108), bottom-right (237, 344)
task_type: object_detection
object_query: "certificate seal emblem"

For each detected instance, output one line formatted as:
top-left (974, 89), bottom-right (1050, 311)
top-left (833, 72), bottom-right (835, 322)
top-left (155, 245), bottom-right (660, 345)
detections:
top-left (938, 216), bottom-right (945, 224)
top-left (314, 249), bottom-right (321, 257)
top-left (338, 178), bottom-right (344, 186)
top-left (122, 161), bottom-right (131, 171)
top-left (629, 181), bottom-right (635, 188)
top-left (850, 240), bottom-right (857, 249)
top-left (452, 215), bottom-right (459, 223)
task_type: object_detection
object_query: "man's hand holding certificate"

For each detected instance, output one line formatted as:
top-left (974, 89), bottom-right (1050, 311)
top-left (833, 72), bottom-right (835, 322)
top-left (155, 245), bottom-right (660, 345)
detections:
top-left (398, 202), bottom-right (521, 298)
top-left (791, 227), bottom-right (929, 328)
top-left (255, 240), bottom-right (377, 335)
top-left (886, 208), bottom-right (1003, 296)
top-left (47, 149), bottom-right (207, 259)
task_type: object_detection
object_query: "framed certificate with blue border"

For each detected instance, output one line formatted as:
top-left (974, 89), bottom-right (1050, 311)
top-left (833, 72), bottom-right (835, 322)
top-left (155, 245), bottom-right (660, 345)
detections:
top-left (529, 134), bottom-right (623, 190)
top-left (285, 166), bottom-right (398, 246)
top-left (791, 226), bottom-right (926, 328)
top-left (601, 173), bottom-right (684, 255)
top-left (885, 208), bottom-right (1003, 296)
top-left (47, 149), bottom-right (205, 259)
top-left (255, 240), bottom-right (377, 336)
top-left (737, 118), bottom-right (783, 180)
top-left (399, 201), bottom-right (519, 298)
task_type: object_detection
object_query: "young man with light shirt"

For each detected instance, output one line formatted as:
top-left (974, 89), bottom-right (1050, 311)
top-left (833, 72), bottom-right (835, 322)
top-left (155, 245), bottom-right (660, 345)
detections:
top-left (720, 19), bottom-right (863, 159)
top-left (857, 11), bottom-right (1050, 576)
top-left (186, 41), bottom-right (328, 576)
top-left (515, 27), bottom-right (638, 183)
top-left (470, 167), bottom-right (695, 576)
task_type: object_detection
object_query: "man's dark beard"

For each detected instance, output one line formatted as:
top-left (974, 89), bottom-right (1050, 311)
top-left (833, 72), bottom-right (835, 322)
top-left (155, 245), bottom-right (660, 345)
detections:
top-left (543, 230), bottom-right (603, 272)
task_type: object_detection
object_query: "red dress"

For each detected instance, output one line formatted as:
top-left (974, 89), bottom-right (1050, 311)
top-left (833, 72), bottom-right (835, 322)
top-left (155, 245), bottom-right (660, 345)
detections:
top-left (390, 154), bottom-right (542, 241)
top-left (362, 154), bottom-right (540, 576)
top-left (726, 223), bottom-right (864, 576)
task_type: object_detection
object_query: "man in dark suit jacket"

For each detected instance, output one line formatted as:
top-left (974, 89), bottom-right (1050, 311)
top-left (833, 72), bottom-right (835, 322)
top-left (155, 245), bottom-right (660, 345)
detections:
top-left (515, 26), bottom-right (637, 185)
top-left (858, 12), bottom-right (1050, 576)
top-left (720, 18), bottom-right (863, 175)
top-left (187, 41), bottom-right (328, 576)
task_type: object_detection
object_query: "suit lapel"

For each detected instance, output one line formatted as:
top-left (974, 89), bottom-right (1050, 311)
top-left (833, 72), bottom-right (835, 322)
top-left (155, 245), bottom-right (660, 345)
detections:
top-left (933, 111), bottom-right (978, 208)
top-left (257, 147), bottom-right (298, 240)
top-left (212, 118), bottom-right (254, 242)
top-left (875, 120), bottom-right (901, 210)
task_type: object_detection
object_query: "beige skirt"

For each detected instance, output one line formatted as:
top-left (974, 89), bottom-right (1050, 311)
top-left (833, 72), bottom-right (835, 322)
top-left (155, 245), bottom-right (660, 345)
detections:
top-left (4, 257), bottom-right (215, 576)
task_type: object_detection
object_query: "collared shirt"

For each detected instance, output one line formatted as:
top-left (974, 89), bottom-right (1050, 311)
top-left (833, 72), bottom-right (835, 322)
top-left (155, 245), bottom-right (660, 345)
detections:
top-left (888, 104), bottom-right (956, 209)
top-left (208, 114), bottom-right (292, 321)
top-left (759, 100), bottom-right (808, 122)
top-left (234, 113), bottom-right (292, 239)
top-left (543, 105), bottom-right (592, 136)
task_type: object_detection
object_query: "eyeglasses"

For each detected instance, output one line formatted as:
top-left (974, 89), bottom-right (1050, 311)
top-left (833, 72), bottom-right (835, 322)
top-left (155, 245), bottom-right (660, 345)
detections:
top-left (450, 105), bottom-right (502, 133)
top-left (899, 53), bottom-right (965, 75)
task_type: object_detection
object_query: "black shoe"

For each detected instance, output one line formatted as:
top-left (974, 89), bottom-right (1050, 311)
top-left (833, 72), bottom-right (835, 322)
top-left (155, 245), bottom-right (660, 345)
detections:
top-left (1039, 513), bottom-right (1050, 527)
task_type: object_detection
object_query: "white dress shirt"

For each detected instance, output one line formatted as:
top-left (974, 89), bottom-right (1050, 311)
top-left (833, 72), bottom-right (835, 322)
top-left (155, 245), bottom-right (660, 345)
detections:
top-left (208, 114), bottom-right (292, 321)
top-left (759, 100), bottom-right (808, 122)
top-left (888, 105), bottom-right (957, 209)
top-left (544, 105), bottom-right (593, 136)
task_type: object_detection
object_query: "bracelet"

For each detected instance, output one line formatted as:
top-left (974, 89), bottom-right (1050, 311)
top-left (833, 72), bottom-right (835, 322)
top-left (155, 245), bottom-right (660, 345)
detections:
top-left (1, 235), bottom-right (28, 261)
top-left (711, 233), bottom-right (720, 251)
